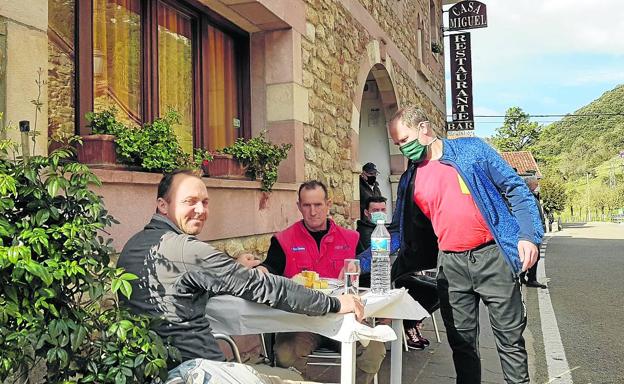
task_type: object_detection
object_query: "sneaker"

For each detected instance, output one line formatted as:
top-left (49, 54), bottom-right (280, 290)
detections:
top-left (525, 280), bottom-right (547, 289)
top-left (415, 327), bottom-right (430, 346)
top-left (405, 327), bottom-right (427, 350)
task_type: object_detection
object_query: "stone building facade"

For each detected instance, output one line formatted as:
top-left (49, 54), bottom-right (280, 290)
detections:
top-left (1, 0), bottom-right (448, 257)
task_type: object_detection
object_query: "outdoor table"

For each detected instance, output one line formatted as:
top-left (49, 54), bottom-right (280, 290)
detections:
top-left (205, 288), bottom-right (429, 384)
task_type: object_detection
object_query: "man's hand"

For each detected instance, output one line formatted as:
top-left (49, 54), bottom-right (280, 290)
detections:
top-left (337, 294), bottom-right (364, 322)
top-left (518, 240), bottom-right (538, 272)
top-left (236, 253), bottom-right (261, 269)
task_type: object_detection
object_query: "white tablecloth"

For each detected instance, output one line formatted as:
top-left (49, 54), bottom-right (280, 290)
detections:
top-left (205, 288), bottom-right (429, 344)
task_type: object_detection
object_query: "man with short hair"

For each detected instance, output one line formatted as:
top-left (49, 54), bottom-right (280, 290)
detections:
top-left (356, 195), bottom-right (389, 254)
top-left (387, 107), bottom-right (543, 384)
top-left (355, 196), bottom-right (432, 350)
top-left (359, 162), bottom-right (382, 218)
top-left (258, 180), bottom-right (385, 384)
top-left (117, 171), bottom-right (363, 381)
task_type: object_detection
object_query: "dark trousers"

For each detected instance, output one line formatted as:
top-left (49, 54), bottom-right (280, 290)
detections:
top-left (520, 252), bottom-right (540, 282)
top-left (437, 243), bottom-right (529, 384)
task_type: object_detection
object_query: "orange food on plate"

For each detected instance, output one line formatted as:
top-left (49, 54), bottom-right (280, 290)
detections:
top-left (292, 271), bottom-right (329, 289)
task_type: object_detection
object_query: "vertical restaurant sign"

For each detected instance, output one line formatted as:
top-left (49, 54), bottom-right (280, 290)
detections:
top-left (447, 32), bottom-right (473, 131)
top-left (448, 1), bottom-right (488, 31)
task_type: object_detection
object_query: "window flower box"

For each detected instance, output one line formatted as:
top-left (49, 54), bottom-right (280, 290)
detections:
top-left (76, 134), bottom-right (120, 168)
top-left (202, 153), bottom-right (248, 179)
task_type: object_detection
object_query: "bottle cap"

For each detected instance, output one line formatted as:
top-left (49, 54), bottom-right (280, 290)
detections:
top-left (376, 219), bottom-right (385, 225)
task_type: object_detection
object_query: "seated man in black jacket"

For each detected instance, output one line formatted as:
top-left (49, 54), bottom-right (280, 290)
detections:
top-left (356, 196), bottom-right (392, 254)
top-left (117, 170), bottom-right (364, 381)
top-left (356, 196), bottom-right (433, 350)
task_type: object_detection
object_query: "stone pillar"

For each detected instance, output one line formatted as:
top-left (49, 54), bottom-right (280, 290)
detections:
top-left (263, 28), bottom-right (307, 184)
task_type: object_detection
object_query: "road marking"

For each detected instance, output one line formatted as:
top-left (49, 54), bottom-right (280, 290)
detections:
top-left (544, 366), bottom-right (580, 384)
top-left (538, 236), bottom-right (574, 384)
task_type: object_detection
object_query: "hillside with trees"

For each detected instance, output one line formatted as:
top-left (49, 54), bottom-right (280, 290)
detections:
top-left (491, 85), bottom-right (624, 221)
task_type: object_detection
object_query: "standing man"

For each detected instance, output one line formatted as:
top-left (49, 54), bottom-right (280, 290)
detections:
top-left (117, 171), bottom-right (363, 381)
top-left (387, 107), bottom-right (543, 384)
top-left (258, 180), bottom-right (385, 384)
top-left (520, 176), bottom-right (548, 289)
top-left (359, 162), bottom-right (382, 218)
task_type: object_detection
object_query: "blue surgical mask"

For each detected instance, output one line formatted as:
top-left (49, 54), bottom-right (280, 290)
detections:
top-left (370, 211), bottom-right (387, 224)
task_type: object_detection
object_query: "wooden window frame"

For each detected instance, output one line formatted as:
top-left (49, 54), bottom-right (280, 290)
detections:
top-left (76, 0), bottom-right (251, 146)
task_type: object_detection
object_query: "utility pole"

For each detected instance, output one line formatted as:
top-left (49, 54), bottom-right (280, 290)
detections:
top-left (586, 172), bottom-right (591, 222)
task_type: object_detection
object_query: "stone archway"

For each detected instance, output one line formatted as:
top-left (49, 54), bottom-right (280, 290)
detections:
top-left (350, 40), bottom-right (402, 220)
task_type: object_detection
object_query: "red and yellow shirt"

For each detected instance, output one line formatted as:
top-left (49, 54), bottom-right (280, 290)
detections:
top-left (414, 160), bottom-right (494, 251)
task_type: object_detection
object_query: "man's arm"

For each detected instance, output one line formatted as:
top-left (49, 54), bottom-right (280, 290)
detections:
top-left (182, 237), bottom-right (350, 316)
top-left (475, 140), bottom-right (542, 270)
top-left (260, 236), bottom-right (286, 275)
top-left (475, 139), bottom-right (544, 245)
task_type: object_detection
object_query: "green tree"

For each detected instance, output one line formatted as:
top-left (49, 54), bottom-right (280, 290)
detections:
top-left (492, 107), bottom-right (542, 152)
top-left (539, 176), bottom-right (567, 213)
top-left (0, 126), bottom-right (174, 382)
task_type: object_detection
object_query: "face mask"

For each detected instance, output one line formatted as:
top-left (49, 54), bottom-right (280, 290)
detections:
top-left (366, 175), bottom-right (377, 185)
top-left (399, 138), bottom-right (428, 163)
top-left (370, 211), bottom-right (386, 224)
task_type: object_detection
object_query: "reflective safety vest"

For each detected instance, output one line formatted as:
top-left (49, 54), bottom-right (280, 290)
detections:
top-left (276, 220), bottom-right (359, 279)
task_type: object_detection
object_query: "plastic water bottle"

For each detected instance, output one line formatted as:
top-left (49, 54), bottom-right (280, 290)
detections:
top-left (370, 219), bottom-right (391, 295)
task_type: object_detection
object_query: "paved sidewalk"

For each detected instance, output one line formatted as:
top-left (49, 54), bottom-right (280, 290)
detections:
top-left (308, 305), bottom-right (507, 383)
top-left (376, 306), bottom-right (505, 384)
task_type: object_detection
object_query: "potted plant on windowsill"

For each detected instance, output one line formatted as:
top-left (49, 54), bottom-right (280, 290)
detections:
top-left (113, 109), bottom-right (212, 173)
top-left (82, 108), bottom-right (212, 174)
top-left (431, 41), bottom-right (443, 54)
top-left (211, 132), bottom-right (292, 192)
top-left (77, 107), bottom-right (124, 168)
top-left (201, 153), bottom-right (248, 179)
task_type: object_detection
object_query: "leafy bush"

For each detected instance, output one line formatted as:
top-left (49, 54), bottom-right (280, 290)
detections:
top-left (219, 132), bottom-right (292, 191)
top-left (85, 107), bottom-right (125, 136)
top-left (0, 130), bottom-right (175, 382)
top-left (85, 108), bottom-right (212, 173)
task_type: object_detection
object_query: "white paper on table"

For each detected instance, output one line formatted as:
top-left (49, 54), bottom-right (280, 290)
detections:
top-left (205, 289), bottom-right (428, 344)
top-left (362, 288), bottom-right (430, 321)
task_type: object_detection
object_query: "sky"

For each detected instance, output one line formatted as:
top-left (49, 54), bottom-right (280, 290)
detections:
top-left (443, 0), bottom-right (624, 138)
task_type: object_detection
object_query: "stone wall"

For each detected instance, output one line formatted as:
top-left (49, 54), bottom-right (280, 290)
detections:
top-left (301, 0), bottom-right (446, 227)
top-left (357, 0), bottom-right (445, 100)
top-left (392, 64), bottom-right (446, 132)
top-left (211, 233), bottom-right (273, 260)
top-left (301, 0), bottom-right (371, 227)
top-left (48, 42), bottom-right (75, 141)
top-left (48, 0), bottom-right (75, 143)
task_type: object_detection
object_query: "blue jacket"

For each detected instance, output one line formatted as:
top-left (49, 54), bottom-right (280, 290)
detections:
top-left (359, 137), bottom-right (543, 275)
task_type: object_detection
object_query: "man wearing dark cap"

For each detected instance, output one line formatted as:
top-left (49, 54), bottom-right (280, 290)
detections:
top-left (360, 162), bottom-right (382, 218)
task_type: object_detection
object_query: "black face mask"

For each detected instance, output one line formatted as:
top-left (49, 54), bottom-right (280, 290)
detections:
top-left (366, 175), bottom-right (377, 185)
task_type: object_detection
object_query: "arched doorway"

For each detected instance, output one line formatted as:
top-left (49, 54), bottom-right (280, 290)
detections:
top-left (358, 64), bottom-right (399, 219)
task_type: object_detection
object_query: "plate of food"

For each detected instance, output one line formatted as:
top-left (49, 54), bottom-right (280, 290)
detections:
top-left (292, 271), bottom-right (343, 294)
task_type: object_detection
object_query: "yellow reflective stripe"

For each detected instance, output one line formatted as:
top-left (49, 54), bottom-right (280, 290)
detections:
top-left (458, 174), bottom-right (470, 195)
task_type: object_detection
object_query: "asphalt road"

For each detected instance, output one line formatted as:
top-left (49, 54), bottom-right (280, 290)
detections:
top-left (526, 222), bottom-right (624, 384)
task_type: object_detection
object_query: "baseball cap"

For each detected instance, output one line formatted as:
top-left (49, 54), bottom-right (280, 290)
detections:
top-left (362, 162), bottom-right (379, 175)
